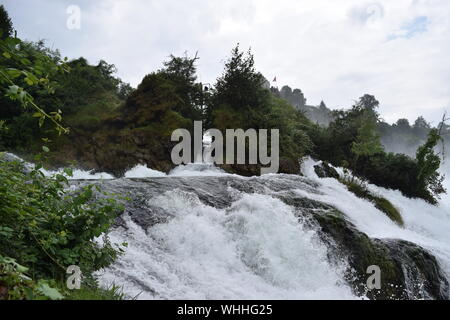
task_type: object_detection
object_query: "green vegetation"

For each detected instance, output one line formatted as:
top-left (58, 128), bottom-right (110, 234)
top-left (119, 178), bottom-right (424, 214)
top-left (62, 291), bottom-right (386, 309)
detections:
top-left (339, 175), bottom-right (404, 226)
top-left (1, 4), bottom-right (446, 202)
top-left (0, 5), bottom-right (13, 39)
top-left (415, 128), bottom-right (446, 204)
top-left (0, 3), bottom-right (448, 301)
top-left (0, 7), bottom-right (125, 300)
top-left (309, 95), bottom-right (447, 204)
top-left (0, 156), bottom-right (125, 300)
top-left (1, 32), bottom-right (446, 202)
top-left (206, 45), bottom-right (313, 174)
top-left (64, 283), bottom-right (127, 301)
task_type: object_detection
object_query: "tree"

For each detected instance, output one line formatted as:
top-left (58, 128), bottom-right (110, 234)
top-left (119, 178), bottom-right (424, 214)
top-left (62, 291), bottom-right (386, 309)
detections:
top-left (315, 95), bottom-right (381, 165)
top-left (413, 116), bottom-right (430, 130)
top-left (415, 128), bottom-right (446, 204)
top-left (352, 116), bottom-right (384, 158)
top-left (163, 52), bottom-right (198, 85)
top-left (117, 81), bottom-right (134, 100)
top-left (0, 5), bottom-right (13, 39)
top-left (395, 118), bottom-right (411, 130)
top-left (354, 94), bottom-right (380, 116)
top-left (0, 34), bottom-right (69, 135)
top-left (160, 52), bottom-right (203, 120)
top-left (351, 112), bottom-right (384, 173)
top-left (208, 44), bottom-right (271, 128)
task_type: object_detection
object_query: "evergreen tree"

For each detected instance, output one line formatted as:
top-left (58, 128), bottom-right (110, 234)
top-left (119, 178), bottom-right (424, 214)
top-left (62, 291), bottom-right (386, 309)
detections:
top-left (161, 53), bottom-right (203, 120)
top-left (208, 44), bottom-right (271, 129)
top-left (0, 5), bottom-right (13, 39)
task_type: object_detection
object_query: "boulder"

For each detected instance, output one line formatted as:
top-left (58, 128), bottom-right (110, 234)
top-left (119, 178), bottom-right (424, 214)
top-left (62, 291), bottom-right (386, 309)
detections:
top-left (314, 161), bottom-right (340, 179)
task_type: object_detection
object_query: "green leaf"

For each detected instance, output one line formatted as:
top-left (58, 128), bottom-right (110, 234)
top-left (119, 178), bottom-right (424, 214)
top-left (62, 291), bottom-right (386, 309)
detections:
top-left (6, 68), bottom-right (21, 78)
top-left (3, 51), bottom-right (12, 59)
top-left (36, 282), bottom-right (64, 300)
top-left (42, 146), bottom-right (50, 153)
top-left (24, 77), bottom-right (34, 86)
top-left (20, 58), bottom-right (31, 65)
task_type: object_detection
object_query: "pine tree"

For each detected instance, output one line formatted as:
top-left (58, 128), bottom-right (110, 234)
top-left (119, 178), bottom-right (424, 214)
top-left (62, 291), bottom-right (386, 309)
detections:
top-left (208, 44), bottom-right (271, 128)
top-left (0, 5), bottom-right (13, 39)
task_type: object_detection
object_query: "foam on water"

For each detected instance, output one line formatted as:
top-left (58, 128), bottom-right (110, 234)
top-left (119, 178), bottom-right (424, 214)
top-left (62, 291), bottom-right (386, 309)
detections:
top-left (43, 168), bottom-right (115, 180)
top-left (301, 158), bottom-right (450, 281)
top-left (168, 163), bottom-right (231, 177)
top-left (6, 152), bottom-right (450, 298)
top-left (3, 153), bottom-right (231, 179)
top-left (124, 165), bottom-right (166, 178)
top-left (99, 191), bottom-right (356, 300)
top-left (2, 153), bottom-right (115, 180)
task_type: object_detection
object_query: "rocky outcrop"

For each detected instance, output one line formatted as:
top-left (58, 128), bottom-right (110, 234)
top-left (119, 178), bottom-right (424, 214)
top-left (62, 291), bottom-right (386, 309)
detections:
top-left (282, 197), bottom-right (449, 300)
top-left (314, 161), bottom-right (340, 179)
top-left (316, 211), bottom-right (448, 300)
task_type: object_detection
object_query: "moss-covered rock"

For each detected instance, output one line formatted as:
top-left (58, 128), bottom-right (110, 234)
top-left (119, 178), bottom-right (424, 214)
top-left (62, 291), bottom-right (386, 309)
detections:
top-left (280, 196), bottom-right (448, 300)
top-left (339, 178), bottom-right (404, 226)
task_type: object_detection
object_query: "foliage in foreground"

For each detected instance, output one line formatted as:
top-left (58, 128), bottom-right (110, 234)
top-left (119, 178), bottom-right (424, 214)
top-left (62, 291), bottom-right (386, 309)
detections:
top-left (1, 9), bottom-right (126, 300)
top-left (0, 254), bottom-right (63, 300)
top-left (0, 155), bottom-right (125, 300)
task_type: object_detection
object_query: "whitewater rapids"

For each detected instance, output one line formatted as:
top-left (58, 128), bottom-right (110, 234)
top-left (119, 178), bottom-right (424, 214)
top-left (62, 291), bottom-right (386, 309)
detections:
top-left (4, 153), bottom-right (450, 299)
top-left (91, 159), bottom-right (450, 300)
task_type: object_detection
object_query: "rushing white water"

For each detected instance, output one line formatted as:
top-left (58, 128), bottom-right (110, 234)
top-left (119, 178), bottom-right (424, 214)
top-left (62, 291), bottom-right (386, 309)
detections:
top-left (99, 191), bottom-right (356, 300)
top-left (168, 163), bottom-right (231, 177)
top-left (124, 163), bottom-right (231, 178)
top-left (43, 168), bottom-right (115, 180)
top-left (97, 159), bottom-right (450, 300)
top-left (2, 153), bottom-right (229, 179)
top-left (124, 165), bottom-right (166, 178)
top-left (4, 152), bottom-right (450, 298)
top-left (300, 158), bottom-right (450, 282)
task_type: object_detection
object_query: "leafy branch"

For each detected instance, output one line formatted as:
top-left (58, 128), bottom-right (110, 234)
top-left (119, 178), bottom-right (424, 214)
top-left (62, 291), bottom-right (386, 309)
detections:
top-left (0, 35), bottom-right (70, 135)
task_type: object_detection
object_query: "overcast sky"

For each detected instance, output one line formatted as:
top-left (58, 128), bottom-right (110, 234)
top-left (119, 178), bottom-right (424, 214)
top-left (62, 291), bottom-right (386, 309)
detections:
top-left (3, 0), bottom-right (449, 124)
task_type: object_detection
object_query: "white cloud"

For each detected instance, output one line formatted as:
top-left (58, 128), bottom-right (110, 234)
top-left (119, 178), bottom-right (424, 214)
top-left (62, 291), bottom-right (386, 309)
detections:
top-left (3, 0), bottom-right (450, 124)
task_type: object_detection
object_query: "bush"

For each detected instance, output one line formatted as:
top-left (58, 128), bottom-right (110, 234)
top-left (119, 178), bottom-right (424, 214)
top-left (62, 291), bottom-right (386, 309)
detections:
top-left (0, 154), bottom-right (125, 283)
top-left (0, 254), bottom-right (64, 300)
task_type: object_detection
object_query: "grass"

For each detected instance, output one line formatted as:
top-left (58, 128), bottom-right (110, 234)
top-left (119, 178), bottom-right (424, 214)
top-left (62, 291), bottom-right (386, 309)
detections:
top-left (64, 284), bottom-right (127, 301)
top-left (340, 177), bottom-right (404, 226)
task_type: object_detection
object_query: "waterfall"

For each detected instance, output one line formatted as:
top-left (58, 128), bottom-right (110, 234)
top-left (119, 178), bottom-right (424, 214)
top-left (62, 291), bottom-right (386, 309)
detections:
top-left (4, 153), bottom-right (450, 299)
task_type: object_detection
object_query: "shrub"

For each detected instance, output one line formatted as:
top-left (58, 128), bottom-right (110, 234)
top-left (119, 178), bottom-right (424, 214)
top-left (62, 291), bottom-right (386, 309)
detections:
top-left (0, 155), bottom-right (125, 283)
top-left (0, 254), bottom-right (64, 300)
